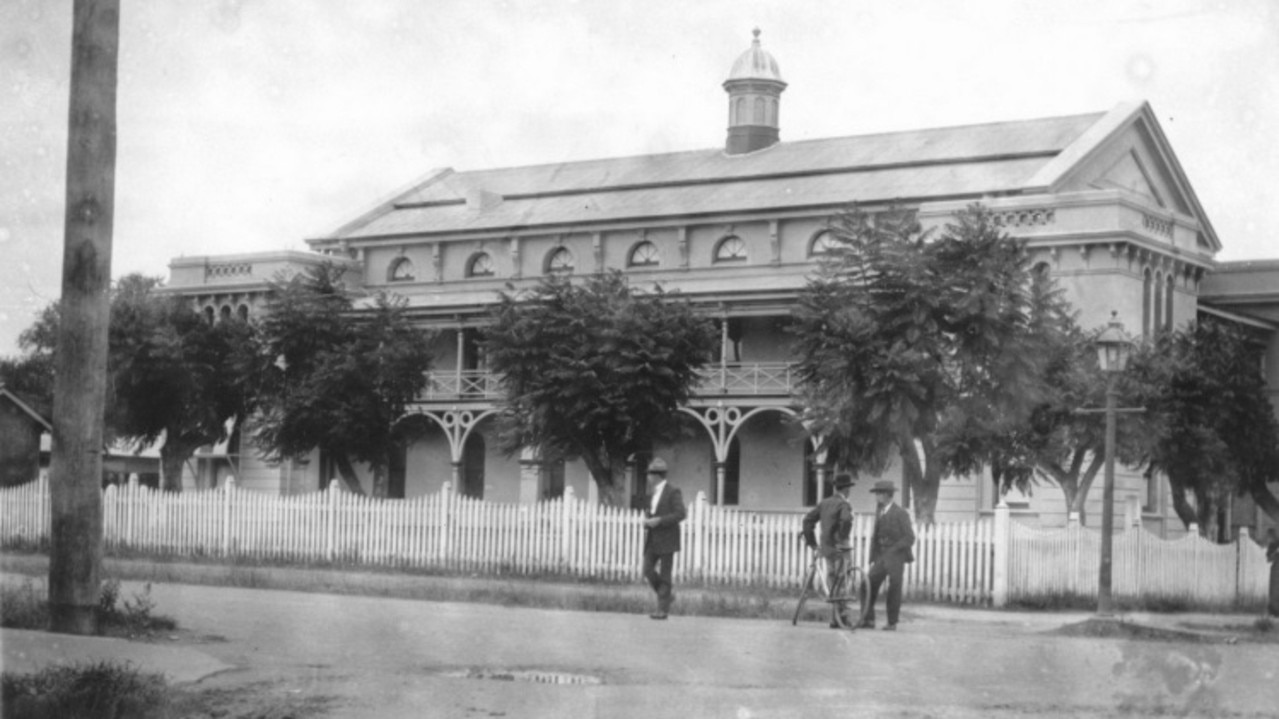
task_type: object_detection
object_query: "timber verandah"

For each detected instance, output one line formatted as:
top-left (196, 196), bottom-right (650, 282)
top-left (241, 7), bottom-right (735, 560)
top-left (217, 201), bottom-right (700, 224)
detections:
top-left (0, 476), bottom-right (1269, 608)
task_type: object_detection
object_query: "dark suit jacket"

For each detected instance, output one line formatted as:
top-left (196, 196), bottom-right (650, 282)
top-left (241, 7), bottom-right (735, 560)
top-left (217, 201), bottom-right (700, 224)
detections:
top-left (644, 483), bottom-right (686, 555)
top-left (870, 503), bottom-right (916, 567)
top-left (802, 494), bottom-right (852, 558)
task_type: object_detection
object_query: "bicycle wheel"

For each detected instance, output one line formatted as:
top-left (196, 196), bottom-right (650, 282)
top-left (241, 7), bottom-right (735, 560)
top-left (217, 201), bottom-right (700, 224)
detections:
top-left (792, 559), bottom-right (820, 626)
top-left (828, 568), bottom-right (852, 629)
top-left (845, 566), bottom-right (871, 627)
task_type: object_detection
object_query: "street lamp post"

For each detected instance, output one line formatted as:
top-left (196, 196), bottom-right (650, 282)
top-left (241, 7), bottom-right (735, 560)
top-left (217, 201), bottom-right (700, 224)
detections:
top-left (1093, 312), bottom-right (1133, 618)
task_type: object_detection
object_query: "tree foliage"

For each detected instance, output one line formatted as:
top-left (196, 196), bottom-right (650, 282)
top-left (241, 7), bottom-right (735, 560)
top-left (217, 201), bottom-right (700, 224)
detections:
top-left (252, 263), bottom-right (433, 496)
top-left (1127, 317), bottom-right (1279, 536)
top-left (791, 204), bottom-right (1067, 523)
top-left (1, 277), bottom-right (252, 491)
top-left (482, 271), bottom-right (716, 506)
top-left (106, 274), bottom-right (255, 491)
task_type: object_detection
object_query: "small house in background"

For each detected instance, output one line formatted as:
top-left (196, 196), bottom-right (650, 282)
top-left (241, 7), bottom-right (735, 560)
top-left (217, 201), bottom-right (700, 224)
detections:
top-left (0, 385), bottom-right (52, 487)
top-left (36, 433), bottom-right (162, 490)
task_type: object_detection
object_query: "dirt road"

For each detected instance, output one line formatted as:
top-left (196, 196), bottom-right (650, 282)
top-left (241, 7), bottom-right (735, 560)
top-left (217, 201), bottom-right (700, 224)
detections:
top-left (130, 581), bottom-right (1277, 718)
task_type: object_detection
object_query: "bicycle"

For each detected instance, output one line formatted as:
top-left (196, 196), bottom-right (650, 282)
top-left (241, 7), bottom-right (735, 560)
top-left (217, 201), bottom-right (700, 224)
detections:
top-left (792, 548), bottom-right (870, 629)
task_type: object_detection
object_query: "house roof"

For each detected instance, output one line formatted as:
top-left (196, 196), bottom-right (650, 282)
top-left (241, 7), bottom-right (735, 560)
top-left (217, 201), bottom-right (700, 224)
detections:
top-left (313, 101), bottom-right (1219, 251)
top-left (0, 385), bottom-right (52, 433)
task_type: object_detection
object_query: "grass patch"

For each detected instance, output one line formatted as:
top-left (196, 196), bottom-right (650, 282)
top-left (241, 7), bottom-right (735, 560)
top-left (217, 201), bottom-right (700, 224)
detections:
top-left (1, 661), bottom-right (170, 719)
top-left (0, 577), bottom-right (176, 638)
top-left (1008, 591), bottom-right (1264, 615)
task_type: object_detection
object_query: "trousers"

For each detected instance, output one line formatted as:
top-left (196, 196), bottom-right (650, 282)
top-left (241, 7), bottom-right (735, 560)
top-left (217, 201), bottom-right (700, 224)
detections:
top-left (867, 558), bottom-right (905, 626)
top-left (643, 551), bottom-right (675, 611)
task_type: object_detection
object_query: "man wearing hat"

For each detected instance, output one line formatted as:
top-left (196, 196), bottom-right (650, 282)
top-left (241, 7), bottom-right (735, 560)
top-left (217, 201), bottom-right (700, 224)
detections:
top-left (861, 480), bottom-right (916, 631)
top-left (642, 457), bottom-right (685, 620)
top-left (801, 473), bottom-right (856, 628)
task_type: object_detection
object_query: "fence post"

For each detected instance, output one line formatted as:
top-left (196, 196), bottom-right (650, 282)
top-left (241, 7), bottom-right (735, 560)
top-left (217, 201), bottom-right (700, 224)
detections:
top-left (1236, 526), bottom-right (1250, 605)
top-left (692, 491), bottom-right (707, 581)
top-left (221, 476), bottom-right (236, 558)
top-left (439, 481), bottom-right (452, 564)
top-left (560, 486), bottom-right (575, 568)
top-left (991, 499), bottom-right (1011, 607)
top-left (326, 479), bottom-right (340, 562)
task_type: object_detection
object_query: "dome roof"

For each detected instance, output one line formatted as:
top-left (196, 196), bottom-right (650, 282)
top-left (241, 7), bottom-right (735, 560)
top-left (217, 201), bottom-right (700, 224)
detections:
top-left (726, 28), bottom-right (784, 83)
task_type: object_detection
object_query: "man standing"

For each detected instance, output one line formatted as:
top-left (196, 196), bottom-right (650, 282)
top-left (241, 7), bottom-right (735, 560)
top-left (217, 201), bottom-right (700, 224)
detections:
top-left (642, 457), bottom-right (685, 620)
top-left (802, 473), bottom-right (855, 628)
top-left (861, 480), bottom-right (915, 631)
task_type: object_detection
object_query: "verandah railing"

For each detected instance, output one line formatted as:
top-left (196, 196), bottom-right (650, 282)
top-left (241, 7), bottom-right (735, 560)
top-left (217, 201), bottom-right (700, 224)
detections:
top-left (0, 477), bottom-right (1268, 607)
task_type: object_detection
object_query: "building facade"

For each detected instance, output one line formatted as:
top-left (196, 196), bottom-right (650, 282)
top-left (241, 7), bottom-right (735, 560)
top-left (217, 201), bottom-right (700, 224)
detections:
top-left (166, 34), bottom-right (1279, 537)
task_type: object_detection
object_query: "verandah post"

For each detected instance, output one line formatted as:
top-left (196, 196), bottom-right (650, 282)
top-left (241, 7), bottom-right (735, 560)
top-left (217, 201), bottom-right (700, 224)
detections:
top-left (991, 499), bottom-right (1011, 607)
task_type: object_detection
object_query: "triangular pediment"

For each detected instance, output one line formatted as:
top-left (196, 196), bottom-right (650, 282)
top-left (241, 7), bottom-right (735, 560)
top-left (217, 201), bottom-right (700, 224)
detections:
top-left (1095, 151), bottom-right (1163, 207)
top-left (1028, 102), bottom-right (1218, 252)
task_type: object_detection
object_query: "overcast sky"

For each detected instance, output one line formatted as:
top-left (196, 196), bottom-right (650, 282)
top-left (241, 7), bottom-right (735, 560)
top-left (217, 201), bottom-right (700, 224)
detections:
top-left (2, 0), bottom-right (1277, 355)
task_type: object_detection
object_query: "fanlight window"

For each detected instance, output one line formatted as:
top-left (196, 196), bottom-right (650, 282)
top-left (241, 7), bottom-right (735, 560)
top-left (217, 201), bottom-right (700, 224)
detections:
top-left (546, 247), bottom-right (574, 276)
top-left (714, 236), bottom-right (747, 263)
top-left (468, 252), bottom-right (495, 277)
top-left (809, 231), bottom-right (839, 257)
top-left (629, 241), bottom-right (660, 267)
top-left (388, 257), bottom-right (415, 282)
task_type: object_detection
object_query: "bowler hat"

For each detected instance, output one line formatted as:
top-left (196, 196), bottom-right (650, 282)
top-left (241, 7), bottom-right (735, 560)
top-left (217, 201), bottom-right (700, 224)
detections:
top-left (833, 473), bottom-right (855, 489)
top-left (870, 480), bottom-right (896, 494)
top-left (647, 458), bottom-right (668, 475)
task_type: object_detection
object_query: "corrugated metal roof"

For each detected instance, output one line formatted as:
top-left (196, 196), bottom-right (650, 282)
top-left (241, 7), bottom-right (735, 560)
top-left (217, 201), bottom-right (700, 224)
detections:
top-left (331, 112), bottom-right (1105, 240)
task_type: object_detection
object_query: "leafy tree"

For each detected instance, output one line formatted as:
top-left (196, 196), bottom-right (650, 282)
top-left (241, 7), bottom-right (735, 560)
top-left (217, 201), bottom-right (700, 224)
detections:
top-left (792, 204), bottom-right (1061, 523)
top-left (482, 271), bottom-right (716, 506)
top-left (1127, 317), bottom-right (1279, 537)
top-left (252, 263), bottom-right (433, 496)
top-left (2, 279), bottom-right (251, 491)
top-left (0, 302), bottom-right (60, 418)
top-left (987, 310), bottom-right (1154, 525)
top-left (106, 275), bottom-right (254, 491)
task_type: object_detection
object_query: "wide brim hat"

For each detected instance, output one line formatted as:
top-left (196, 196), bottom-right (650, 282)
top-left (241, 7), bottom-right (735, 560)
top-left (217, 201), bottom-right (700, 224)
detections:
top-left (833, 473), bottom-right (855, 489)
top-left (647, 458), bottom-right (668, 475)
top-left (870, 480), bottom-right (896, 494)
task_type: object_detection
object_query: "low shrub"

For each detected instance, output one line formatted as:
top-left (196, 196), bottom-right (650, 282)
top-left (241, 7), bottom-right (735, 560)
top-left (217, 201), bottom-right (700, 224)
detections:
top-left (1, 661), bottom-right (169, 719)
top-left (0, 577), bottom-right (175, 637)
top-left (0, 578), bottom-right (49, 630)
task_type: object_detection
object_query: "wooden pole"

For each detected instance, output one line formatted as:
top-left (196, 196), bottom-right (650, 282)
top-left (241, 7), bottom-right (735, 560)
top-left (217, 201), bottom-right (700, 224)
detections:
top-left (48, 0), bottom-right (119, 635)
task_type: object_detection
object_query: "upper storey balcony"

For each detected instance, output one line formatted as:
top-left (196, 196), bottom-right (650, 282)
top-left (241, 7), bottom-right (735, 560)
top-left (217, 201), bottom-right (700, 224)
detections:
top-left (415, 362), bottom-right (797, 405)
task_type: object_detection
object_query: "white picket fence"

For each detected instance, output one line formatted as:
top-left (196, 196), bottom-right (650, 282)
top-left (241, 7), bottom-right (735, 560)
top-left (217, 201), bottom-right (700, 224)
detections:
top-left (0, 477), bottom-right (1269, 607)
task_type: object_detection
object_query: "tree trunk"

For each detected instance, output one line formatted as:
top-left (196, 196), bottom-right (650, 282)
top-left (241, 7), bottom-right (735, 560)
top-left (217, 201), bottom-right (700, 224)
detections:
top-left (899, 437), bottom-right (939, 525)
top-left (579, 450), bottom-right (626, 507)
top-left (332, 453), bottom-right (366, 495)
top-left (159, 440), bottom-right (198, 492)
top-left (370, 461), bottom-right (388, 499)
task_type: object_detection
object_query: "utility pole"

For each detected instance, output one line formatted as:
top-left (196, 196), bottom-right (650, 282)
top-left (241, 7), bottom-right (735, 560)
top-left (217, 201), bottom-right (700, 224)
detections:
top-left (48, 0), bottom-right (120, 635)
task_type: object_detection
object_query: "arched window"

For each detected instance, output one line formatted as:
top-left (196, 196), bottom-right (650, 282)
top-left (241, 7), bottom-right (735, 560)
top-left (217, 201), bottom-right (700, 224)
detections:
top-left (1142, 268), bottom-right (1153, 337)
top-left (753, 97), bottom-right (765, 124)
top-left (714, 236), bottom-right (747, 263)
top-left (237, 304), bottom-right (249, 322)
top-left (388, 257), bottom-right (415, 282)
top-left (808, 230), bottom-right (839, 258)
top-left (1164, 274), bottom-right (1175, 332)
top-left (219, 305), bottom-right (232, 323)
top-left (546, 247), bottom-right (574, 276)
top-left (203, 306), bottom-right (215, 325)
top-left (467, 252), bottom-right (495, 277)
top-left (734, 97), bottom-right (745, 124)
top-left (628, 241), bottom-right (660, 267)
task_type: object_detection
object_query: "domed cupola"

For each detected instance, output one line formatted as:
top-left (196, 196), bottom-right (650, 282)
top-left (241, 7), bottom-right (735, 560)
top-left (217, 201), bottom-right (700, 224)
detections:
top-left (723, 28), bottom-right (787, 155)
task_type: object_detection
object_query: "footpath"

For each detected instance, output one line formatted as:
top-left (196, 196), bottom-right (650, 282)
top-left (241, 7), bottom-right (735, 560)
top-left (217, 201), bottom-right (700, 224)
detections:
top-left (0, 551), bottom-right (1269, 686)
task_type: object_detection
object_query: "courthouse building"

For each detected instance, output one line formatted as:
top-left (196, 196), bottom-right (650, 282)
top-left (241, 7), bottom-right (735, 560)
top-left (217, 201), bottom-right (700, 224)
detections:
top-left (167, 32), bottom-right (1279, 537)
